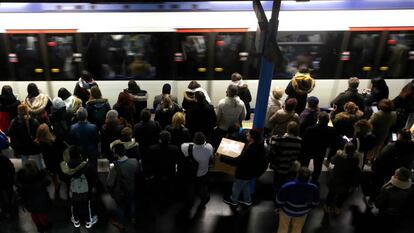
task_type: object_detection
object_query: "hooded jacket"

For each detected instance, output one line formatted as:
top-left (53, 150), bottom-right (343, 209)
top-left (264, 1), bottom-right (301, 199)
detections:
top-left (85, 98), bottom-right (111, 129)
top-left (285, 72), bottom-right (315, 114)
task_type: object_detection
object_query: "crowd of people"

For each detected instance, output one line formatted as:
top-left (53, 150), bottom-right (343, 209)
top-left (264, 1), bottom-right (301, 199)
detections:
top-left (0, 68), bottom-right (413, 233)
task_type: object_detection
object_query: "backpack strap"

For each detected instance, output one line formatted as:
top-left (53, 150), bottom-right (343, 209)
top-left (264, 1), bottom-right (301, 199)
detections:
top-left (188, 144), bottom-right (194, 159)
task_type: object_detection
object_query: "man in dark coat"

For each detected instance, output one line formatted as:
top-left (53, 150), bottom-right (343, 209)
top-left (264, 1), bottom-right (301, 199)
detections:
top-left (331, 77), bottom-right (365, 116)
top-left (222, 129), bottom-right (267, 206)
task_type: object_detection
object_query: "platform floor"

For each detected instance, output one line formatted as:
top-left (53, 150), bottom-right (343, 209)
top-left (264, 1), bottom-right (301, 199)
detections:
top-left (1, 168), bottom-right (413, 233)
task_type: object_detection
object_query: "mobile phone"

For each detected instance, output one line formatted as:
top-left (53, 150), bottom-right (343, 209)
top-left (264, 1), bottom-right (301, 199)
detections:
top-left (371, 106), bottom-right (379, 113)
top-left (392, 133), bottom-right (397, 141)
top-left (342, 135), bottom-right (350, 142)
top-left (109, 163), bottom-right (114, 169)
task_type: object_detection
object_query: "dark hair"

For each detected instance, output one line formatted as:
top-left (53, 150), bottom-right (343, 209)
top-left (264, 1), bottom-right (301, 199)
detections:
top-left (27, 83), bottom-right (40, 98)
top-left (159, 130), bottom-right (171, 144)
top-left (140, 108), bottom-right (151, 122)
top-left (128, 80), bottom-right (141, 94)
top-left (318, 112), bottom-right (330, 126)
top-left (193, 132), bottom-right (206, 145)
top-left (248, 129), bottom-right (262, 143)
top-left (188, 80), bottom-right (201, 90)
top-left (344, 142), bottom-right (356, 156)
top-left (121, 127), bottom-right (133, 142)
top-left (378, 99), bottom-right (394, 112)
top-left (227, 84), bottom-right (238, 97)
top-left (285, 98), bottom-right (298, 112)
top-left (297, 167), bottom-right (311, 182)
top-left (58, 87), bottom-right (71, 100)
top-left (162, 83), bottom-right (171, 95)
top-left (113, 143), bottom-right (126, 157)
top-left (395, 167), bottom-right (411, 181)
top-left (81, 70), bottom-right (93, 82)
top-left (348, 77), bottom-right (360, 89)
top-left (354, 119), bottom-right (372, 136)
top-left (117, 91), bottom-right (133, 107)
top-left (1, 85), bottom-right (16, 100)
top-left (287, 121), bottom-right (299, 136)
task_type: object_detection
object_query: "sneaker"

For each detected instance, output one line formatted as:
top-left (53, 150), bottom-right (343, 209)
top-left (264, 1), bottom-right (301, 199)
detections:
top-left (85, 215), bottom-right (98, 229)
top-left (238, 200), bottom-right (253, 206)
top-left (223, 197), bottom-right (238, 206)
top-left (71, 217), bottom-right (80, 228)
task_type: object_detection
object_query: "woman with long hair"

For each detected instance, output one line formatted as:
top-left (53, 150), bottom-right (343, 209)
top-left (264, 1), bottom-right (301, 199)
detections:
top-left (85, 86), bottom-right (111, 129)
top-left (113, 90), bottom-right (135, 125)
top-left (0, 85), bottom-right (20, 132)
top-left (165, 112), bottom-right (191, 148)
top-left (8, 103), bottom-right (42, 169)
top-left (35, 123), bottom-right (67, 199)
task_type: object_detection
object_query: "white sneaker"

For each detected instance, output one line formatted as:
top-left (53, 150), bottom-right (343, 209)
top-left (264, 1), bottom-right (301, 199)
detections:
top-left (85, 215), bottom-right (98, 229)
top-left (71, 217), bottom-right (80, 228)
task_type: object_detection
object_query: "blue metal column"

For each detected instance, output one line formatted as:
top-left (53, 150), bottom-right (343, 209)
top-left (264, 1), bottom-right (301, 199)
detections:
top-left (253, 0), bottom-right (281, 132)
top-left (253, 57), bottom-right (274, 130)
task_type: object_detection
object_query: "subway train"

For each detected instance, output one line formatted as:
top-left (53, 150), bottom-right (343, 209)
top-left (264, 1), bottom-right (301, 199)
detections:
top-left (0, 1), bottom-right (413, 108)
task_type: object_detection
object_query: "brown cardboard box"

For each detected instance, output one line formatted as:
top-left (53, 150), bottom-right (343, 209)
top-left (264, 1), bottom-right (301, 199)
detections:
top-left (212, 138), bottom-right (245, 176)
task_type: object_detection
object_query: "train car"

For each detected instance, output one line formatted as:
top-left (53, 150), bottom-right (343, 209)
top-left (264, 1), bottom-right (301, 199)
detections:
top-left (0, 1), bottom-right (413, 108)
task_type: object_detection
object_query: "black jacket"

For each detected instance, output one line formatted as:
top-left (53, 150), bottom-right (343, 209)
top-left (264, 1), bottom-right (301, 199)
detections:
top-left (17, 170), bottom-right (51, 213)
top-left (331, 88), bottom-right (365, 114)
top-left (148, 143), bottom-right (180, 180)
top-left (165, 125), bottom-right (191, 148)
top-left (134, 120), bottom-right (161, 155)
top-left (8, 116), bottom-right (40, 155)
top-left (86, 98), bottom-right (111, 129)
top-left (185, 101), bottom-right (216, 138)
top-left (49, 106), bottom-right (73, 142)
top-left (0, 155), bottom-right (15, 189)
top-left (303, 123), bottom-right (340, 159)
top-left (0, 95), bottom-right (20, 121)
top-left (221, 142), bottom-right (267, 180)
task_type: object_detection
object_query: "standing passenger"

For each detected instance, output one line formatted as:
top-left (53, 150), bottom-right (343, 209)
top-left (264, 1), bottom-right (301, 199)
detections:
top-left (125, 80), bottom-right (148, 123)
top-left (74, 70), bottom-right (97, 106)
top-left (153, 83), bottom-right (178, 110)
top-left (269, 98), bottom-right (299, 137)
top-left (58, 87), bottom-right (82, 114)
top-left (275, 167), bottom-right (320, 233)
top-left (285, 66), bottom-right (315, 114)
top-left (265, 87), bottom-right (284, 136)
top-left (85, 86), bottom-right (111, 130)
top-left (0, 85), bottom-right (20, 132)
top-left (24, 83), bottom-right (52, 124)
top-left (230, 73), bottom-right (252, 120)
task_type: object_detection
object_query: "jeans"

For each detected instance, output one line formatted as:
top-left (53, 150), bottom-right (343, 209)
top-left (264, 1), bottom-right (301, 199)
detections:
top-left (21, 154), bottom-right (44, 170)
top-left (231, 179), bottom-right (252, 203)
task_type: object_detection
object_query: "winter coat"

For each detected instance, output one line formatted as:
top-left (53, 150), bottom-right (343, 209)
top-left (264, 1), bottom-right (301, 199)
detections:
top-left (85, 98), bottom-right (111, 129)
top-left (148, 143), bottom-right (181, 180)
top-left (221, 142), bottom-right (267, 180)
top-left (110, 139), bottom-right (140, 160)
top-left (49, 106), bottom-right (73, 142)
top-left (333, 111), bottom-right (364, 137)
top-left (216, 96), bottom-right (246, 131)
top-left (8, 116), bottom-right (40, 155)
top-left (302, 123), bottom-right (340, 158)
top-left (165, 125), bottom-right (191, 148)
top-left (100, 122), bottom-right (123, 161)
top-left (113, 103), bottom-right (134, 126)
top-left (17, 170), bottom-right (51, 213)
top-left (236, 86), bottom-right (252, 120)
top-left (265, 95), bottom-right (282, 130)
top-left (369, 110), bottom-right (397, 145)
top-left (185, 100), bottom-right (216, 139)
top-left (182, 87), bottom-right (211, 111)
top-left (331, 88), bottom-right (365, 114)
top-left (269, 109), bottom-right (299, 137)
top-left (24, 93), bottom-right (52, 124)
top-left (38, 139), bottom-right (67, 174)
top-left (154, 103), bottom-right (182, 129)
top-left (328, 151), bottom-right (360, 193)
top-left (376, 176), bottom-right (414, 217)
top-left (285, 72), bottom-right (315, 114)
top-left (73, 79), bottom-right (97, 106)
top-left (126, 89), bottom-right (148, 123)
top-left (0, 94), bottom-right (20, 132)
top-left (133, 120), bottom-right (161, 155)
top-left (299, 108), bottom-right (319, 136)
top-left (69, 121), bottom-right (99, 156)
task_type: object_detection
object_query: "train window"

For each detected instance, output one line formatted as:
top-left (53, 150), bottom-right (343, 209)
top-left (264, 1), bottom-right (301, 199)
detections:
top-left (82, 33), bottom-right (173, 80)
top-left (214, 33), bottom-right (245, 79)
top-left (343, 32), bottom-right (381, 79)
top-left (176, 34), bottom-right (208, 80)
top-left (275, 31), bottom-right (343, 79)
top-left (0, 35), bottom-right (10, 80)
top-left (46, 35), bottom-right (79, 80)
top-left (380, 32), bottom-right (414, 79)
top-left (8, 35), bottom-right (44, 80)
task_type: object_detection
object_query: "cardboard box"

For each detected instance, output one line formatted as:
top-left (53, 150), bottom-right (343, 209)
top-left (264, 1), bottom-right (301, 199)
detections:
top-left (216, 138), bottom-right (245, 158)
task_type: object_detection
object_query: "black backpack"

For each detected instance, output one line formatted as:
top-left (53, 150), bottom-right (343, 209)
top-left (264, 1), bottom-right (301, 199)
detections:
top-left (180, 144), bottom-right (199, 179)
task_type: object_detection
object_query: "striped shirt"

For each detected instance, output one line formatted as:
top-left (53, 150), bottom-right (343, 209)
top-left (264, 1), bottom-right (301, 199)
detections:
top-left (269, 134), bottom-right (302, 174)
top-left (276, 179), bottom-right (320, 217)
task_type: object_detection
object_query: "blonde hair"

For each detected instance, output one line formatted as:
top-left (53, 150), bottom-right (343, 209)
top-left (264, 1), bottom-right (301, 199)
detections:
top-left (35, 123), bottom-right (55, 144)
top-left (172, 112), bottom-right (185, 128)
top-left (271, 87), bottom-right (284, 99)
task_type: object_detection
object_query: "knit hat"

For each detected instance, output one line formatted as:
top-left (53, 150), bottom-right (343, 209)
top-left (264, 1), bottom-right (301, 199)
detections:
top-left (52, 97), bottom-right (66, 109)
top-left (106, 110), bottom-right (118, 122)
top-left (307, 96), bottom-right (319, 108)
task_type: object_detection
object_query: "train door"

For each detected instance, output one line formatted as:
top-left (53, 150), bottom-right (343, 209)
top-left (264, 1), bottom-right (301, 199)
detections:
top-left (214, 32), bottom-right (247, 80)
top-left (0, 34), bottom-right (11, 80)
top-left (46, 34), bottom-right (81, 80)
top-left (175, 32), bottom-right (209, 80)
top-left (342, 31), bottom-right (382, 79)
top-left (379, 31), bottom-right (414, 78)
top-left (7, 34), bottom-right (45, 80)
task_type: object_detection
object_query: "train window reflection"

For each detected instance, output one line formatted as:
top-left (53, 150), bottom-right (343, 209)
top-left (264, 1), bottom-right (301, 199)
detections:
top-left (214, 33), bottom-right (245, 79)
top-left (9, 35), bottom-right (44, 80)
top-left (343, 32), bottom-right (381, 79)
top-left (275, 32), bottom-right (343, 79)
top-left (82, 33), bottom-right (173, 80)
top-left (176, 34), bottom-right (208, 80)
top-left (46, 35), bottom-right (79, 80)
top-left (0, 36), bottom-right (10, 80)
top-left (381, 32), bottom-right (414, 78)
